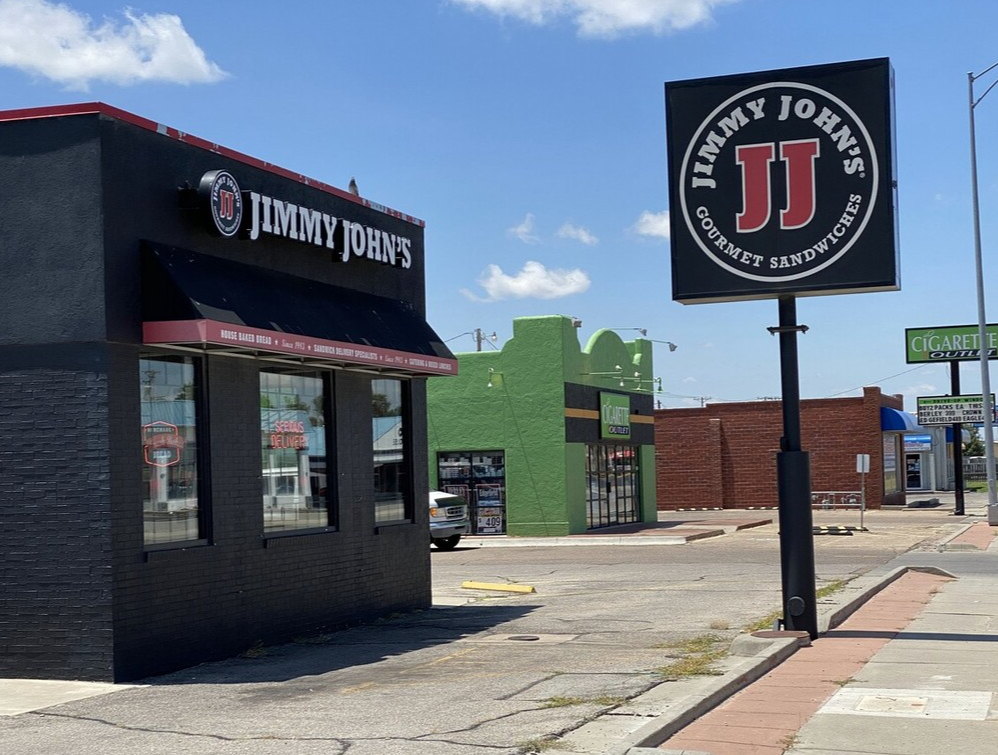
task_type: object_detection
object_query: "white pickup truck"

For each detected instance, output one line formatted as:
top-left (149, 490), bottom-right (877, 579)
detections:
top-left (429, 490), bottom-right (471, 550)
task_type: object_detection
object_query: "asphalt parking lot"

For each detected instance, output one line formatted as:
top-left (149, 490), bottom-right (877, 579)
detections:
top-left (1, 497), bottom-right (982, 755)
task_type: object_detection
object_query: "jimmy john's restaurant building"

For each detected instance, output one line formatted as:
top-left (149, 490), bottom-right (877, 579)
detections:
top-left (0, 104), bottom-right (456, 682)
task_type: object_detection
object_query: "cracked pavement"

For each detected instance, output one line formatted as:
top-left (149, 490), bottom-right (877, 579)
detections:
top-left (0, 504), bottom-right (970, 754)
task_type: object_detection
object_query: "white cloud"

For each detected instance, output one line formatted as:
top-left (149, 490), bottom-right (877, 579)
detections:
top-left (462, 260), bottom-right (591, 301)
top-left (0, 0), bottom-right (227, 90)
top-left (450, 0), bottom-right (737, 37)
top-left (632, 210), bottom-right (671, 239)
top-left (682, 376), bottom-right (697, 384)
top-left (507, 213), bottom-right (540, 244)
top-left (557, 222), bottom-right (598, 245)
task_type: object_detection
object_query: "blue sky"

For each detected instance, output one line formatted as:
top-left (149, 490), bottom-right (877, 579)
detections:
top-left (2, 0), bottom-right (998, 410)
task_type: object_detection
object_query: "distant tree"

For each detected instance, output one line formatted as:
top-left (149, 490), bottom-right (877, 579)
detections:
top-left (175, 382), bottom-right (196, 401)
top-left (965, 425), bottom-right (985, 457)
top-left (284, 393), bottom-right (309, 411)
top-left (372, 392), bottom-right (398, 417)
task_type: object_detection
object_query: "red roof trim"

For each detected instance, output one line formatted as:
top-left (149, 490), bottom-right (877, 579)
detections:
top-left (0, 102), bottom-right (424, 227)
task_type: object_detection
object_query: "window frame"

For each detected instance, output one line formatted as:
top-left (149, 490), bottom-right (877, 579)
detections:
top-left (140, 350), bottom-right (211, 550)
top-left (259, 365), bottom-right (337, 537)
top-left (372, 377), bottom-right (414, 527)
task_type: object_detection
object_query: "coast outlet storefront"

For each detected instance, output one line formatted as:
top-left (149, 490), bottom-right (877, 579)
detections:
top-left (0, 103), bottom-right (455, 682)
top-left (427, 315), bottom-right (658, 536)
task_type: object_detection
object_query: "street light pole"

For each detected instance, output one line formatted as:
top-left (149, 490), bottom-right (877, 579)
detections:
top-left (968, 63), bottom-right (998, 526)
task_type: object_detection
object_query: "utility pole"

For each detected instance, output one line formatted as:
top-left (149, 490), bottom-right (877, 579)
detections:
top-left (474, 328), bottom-right (497, 352)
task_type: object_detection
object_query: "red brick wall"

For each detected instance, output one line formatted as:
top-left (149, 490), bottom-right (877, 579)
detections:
top-left (655, 387), bottom-right (904, 510)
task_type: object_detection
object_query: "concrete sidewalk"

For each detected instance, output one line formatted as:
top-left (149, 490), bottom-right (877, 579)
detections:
top-left (627, 520), bottom-right (998, 755)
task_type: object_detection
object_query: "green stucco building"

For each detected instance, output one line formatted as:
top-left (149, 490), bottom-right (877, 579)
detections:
top-left (427, 315), bottom-right (657, 536)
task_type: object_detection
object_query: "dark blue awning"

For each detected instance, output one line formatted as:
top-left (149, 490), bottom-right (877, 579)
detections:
top-left (881, 407), bottom-right (925, 432)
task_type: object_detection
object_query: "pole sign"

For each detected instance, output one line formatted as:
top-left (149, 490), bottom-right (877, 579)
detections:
top-left (916, 394), bottom-right (996, 426)
top-left (905, 324), bottom-right (998, 363)
top-left (665, 58), bottom-right (899, 304)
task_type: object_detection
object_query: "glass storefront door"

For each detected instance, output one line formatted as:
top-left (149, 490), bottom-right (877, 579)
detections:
top-left (586, 444), bottom-right (640, 529)
top-left (905, 453), bottom-right (923, 489)
top-left (437, 451), bottom-right (506, 534)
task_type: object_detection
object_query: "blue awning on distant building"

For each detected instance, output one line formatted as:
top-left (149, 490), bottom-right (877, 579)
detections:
top-left (881, 407), bottom-right (925, 432)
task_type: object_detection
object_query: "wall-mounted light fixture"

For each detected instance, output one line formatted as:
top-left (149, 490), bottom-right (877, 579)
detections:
top-left (622, 376), bottom-right (663, 393)
top-left (583, 365), bottom-right (628, 387)
top-left (610, 327), bottom-right (648, 337)
top-left (648, 339), bottom-right (678, 352)
top-left (487, 367), bottom-right (503, 389)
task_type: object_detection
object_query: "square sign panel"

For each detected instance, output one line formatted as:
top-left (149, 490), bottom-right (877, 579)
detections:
top-left (666, 58), bottom-right (899, 304)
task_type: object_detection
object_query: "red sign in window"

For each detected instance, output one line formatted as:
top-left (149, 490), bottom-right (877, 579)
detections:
top-left (269, 420), bottom-right (308, 450)
top-left (143, 421), bottom-right (186, 467)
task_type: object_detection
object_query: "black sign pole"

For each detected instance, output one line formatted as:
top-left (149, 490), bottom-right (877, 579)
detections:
top-left (951, 361), bottom-right (966, 516)
top-left (770, 295), bottom-right (818, 639)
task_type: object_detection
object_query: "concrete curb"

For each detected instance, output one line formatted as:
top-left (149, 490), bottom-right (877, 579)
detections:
top-left (459, 519), bottom-right (773, 548)
top-left (600, 636), bottom-right (804, 755)
top-left (934, 521), bottom-right (978, 547)
top-left (595, 564), bottom-right (958, 755)
top-left (460, 532), bottom-right (721, 548)
top-left (818, 564), bottom-right (956, 634)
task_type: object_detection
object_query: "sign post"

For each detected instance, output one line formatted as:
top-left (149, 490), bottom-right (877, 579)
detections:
top-left (856, 453), bottom-right (870, 530)
top-left (951, 364), bottom-right (965, 516)
top-left (906, 325), bottom-right (998, 518)
top-left (666, 58), bottom-right (898, 639)
top-left (769, 296), bottom-right (817, 636)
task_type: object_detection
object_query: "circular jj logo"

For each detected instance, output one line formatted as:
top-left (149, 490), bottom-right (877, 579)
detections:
top-left (679, 81), bottom-right (878, 282)
top-left (198, 170), bottom-right (243, 237)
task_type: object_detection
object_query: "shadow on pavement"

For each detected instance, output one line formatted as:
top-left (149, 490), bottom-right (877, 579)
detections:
top-left (141, 602), bottom-right (539, 686)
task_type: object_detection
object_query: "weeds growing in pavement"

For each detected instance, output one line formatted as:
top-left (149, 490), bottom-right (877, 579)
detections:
top-left (655, 633), bottom-right (728, 677)
top-left (516, 736), bottom-right (561, 753)
top-left (542, 695), bottom-right (626, 708)
top-left (239, 641), bottom-right (267, 659)
top-left (743, 577), bottom-right (853, 632)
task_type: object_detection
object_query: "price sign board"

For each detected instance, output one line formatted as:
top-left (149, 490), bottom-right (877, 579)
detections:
top-left (916, 394), bottom-right (995, 426)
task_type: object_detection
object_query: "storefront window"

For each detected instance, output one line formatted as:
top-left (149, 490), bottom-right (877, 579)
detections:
top-left (437, 452), bottom-right (506, 534)
top-left (141, 355), bottom-right (202, 545)
top-left (373, 378), bottom-right (410, 523)
top-left (883, 433), bottom-right (900, 494)
top-left (586, 444), bottom-right (640, 529)
top-left (261, 369), bottom-right (329, 532)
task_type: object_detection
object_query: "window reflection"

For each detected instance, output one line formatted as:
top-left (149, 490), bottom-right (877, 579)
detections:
top-left (141, 355), bottom-right (201, 545)
top-left (372, 378), bottom-right (409, 523)
top-left (261, 369), bottom-right (329, 532)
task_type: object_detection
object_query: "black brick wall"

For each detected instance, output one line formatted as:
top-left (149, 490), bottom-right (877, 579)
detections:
top-left (1, 108), bottom-right (435, 682)
top-left (0, 351), bottom-right (115, 679)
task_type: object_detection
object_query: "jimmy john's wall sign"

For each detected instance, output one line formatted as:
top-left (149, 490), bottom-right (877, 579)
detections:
top-left (195, 169), bottom-right (413, 270)
top-left (665, 58), bottom-right (898, 304)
